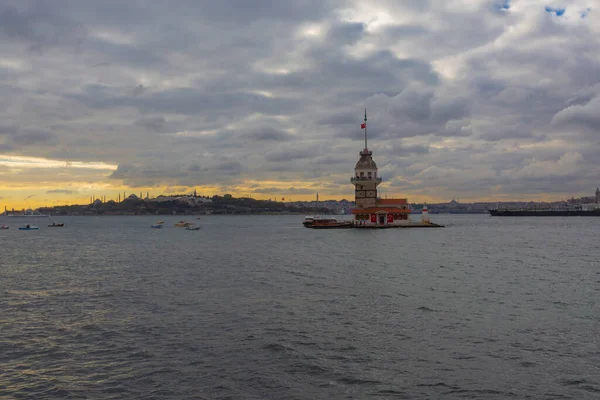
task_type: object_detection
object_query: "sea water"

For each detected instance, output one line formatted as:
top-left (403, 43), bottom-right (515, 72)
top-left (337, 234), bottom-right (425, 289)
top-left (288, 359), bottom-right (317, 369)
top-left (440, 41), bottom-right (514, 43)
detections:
top-left (0, 214), bottom-right (598, 399)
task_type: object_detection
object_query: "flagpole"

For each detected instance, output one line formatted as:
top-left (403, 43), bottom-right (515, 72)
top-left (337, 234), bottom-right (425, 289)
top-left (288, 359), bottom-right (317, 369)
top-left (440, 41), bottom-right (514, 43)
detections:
top-left (364, 108), bottom-right (368, 149)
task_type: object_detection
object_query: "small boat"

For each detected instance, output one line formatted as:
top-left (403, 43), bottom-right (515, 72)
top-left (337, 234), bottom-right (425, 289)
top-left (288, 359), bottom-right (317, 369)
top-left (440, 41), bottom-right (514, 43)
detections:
top-left (1, 224), bottom-right (9, 230)
top-left (174, 220), bottom-right (192, 227)
top-left (185, 225), bottom-right (201, 231)
top-left (157, 221), bottom-right (165, 224)
top-left (18, 224), bottom-right (39, 230)
top-left (151, 224), bottom-right (163, 229)
top-left (48, 222), bottom-right (64, 227)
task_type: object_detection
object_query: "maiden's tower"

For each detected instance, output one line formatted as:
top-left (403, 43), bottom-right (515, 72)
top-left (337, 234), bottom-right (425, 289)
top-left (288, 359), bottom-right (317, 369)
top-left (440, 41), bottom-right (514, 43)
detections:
top-left (351, 110), bottom-right (439, 228)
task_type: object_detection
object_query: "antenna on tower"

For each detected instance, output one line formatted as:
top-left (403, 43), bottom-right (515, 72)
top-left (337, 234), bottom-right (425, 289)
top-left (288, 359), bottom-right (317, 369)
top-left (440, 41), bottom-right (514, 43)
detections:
top-left (364, 108), bottom-right (368, 150)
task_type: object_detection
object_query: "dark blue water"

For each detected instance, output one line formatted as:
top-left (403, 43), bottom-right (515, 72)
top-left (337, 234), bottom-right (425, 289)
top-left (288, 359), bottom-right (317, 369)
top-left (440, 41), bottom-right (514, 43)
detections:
top-left (1, 215), bottom-right (599, 399)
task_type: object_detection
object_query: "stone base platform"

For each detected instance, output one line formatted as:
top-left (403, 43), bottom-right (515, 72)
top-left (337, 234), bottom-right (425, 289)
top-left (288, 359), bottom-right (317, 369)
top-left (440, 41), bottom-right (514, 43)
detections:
top-left (353, 222), bottom-right (444, 228)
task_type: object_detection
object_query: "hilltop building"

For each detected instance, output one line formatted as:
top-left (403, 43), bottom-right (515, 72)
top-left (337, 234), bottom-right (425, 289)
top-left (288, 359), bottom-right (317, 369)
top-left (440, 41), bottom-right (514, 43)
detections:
top-left (351, 110), bottom-right (412, 227)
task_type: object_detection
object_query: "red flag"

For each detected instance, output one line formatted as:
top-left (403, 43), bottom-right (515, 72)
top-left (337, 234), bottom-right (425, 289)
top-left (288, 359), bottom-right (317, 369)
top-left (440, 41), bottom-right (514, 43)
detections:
top-left (370, 214), bottom-right (376, 223)
top-left (387, 214), bottom-right (393, 223)
top-left (281, 197), bottom-right (285, 201)
top-left (361, 123), bottom-right (366, 129)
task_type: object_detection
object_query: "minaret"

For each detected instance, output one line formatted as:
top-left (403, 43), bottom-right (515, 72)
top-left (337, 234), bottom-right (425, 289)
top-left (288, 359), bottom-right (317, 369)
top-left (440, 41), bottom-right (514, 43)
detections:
top-left (596, 187), bottom-right (599, 203)
top-left (351, 109), bottom-right (381, 209)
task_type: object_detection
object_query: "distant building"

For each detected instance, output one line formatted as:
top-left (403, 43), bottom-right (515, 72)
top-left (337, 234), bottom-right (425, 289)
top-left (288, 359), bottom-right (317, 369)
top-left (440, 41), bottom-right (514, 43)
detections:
top-left (596, 187), bottom-right (599, 203)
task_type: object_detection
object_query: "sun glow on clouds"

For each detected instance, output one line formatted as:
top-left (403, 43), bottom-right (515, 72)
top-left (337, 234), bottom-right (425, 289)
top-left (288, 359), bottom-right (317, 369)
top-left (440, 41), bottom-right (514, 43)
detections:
top-left (0, 58), bottom-right (26, 71)
top-left (91, 30), bottom-right (136, 46)
top-left (297, 23), bottom-right (325, 39)
top-left (0, 155), bottom-right (117, 171)
top-left (337, 4), bottom-right (396, 32)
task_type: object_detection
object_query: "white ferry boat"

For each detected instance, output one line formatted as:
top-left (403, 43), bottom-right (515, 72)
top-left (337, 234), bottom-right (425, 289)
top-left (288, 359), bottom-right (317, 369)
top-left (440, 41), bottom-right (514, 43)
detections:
top-left (5, 209), bottom-right (50, 217)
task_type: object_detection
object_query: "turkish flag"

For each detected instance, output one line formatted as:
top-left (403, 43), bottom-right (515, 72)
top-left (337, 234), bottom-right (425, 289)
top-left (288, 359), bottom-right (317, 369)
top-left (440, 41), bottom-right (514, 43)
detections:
top-left (370, 214), bottom-right (376, 223)
top-left (387, 214), bottom-right (393, 223)
top-left (361, 123), bottom-right (366, 129)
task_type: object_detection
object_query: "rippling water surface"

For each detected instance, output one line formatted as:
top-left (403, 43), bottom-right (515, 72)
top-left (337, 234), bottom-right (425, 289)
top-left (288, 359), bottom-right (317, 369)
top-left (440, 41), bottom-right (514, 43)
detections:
top-left (1, 214), bottom-right (599, 399)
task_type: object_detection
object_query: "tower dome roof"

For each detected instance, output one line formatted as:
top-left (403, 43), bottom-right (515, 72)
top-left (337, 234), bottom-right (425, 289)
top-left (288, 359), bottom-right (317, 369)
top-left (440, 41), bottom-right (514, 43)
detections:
top-left (355, 157), bottom-right (377, 169)
top-left (355, 150), bottom-right (377, 169)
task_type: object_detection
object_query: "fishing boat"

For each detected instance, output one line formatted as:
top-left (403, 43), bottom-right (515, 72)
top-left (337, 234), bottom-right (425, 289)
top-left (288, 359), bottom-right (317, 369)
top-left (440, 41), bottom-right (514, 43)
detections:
top-left (174, 220), bottom-right (192, 227)
top-left (48, 222), bottom-right (64, 227)
top-left (1, 224), bottom-right (9, 230)
top-left (151, 223), bottom-right (163, 229)
top-left (185, 224), bottom-right (201, 231)
top-left (18, 224), bottom-right (39, 230)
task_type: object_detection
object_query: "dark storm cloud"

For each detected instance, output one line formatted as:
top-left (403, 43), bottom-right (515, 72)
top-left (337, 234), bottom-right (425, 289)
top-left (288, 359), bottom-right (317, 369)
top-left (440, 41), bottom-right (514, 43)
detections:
top-left (1, 0), bottom-right (599, 199)
top-left (134, 116), bottom-right (169, 133)
top-left (109, 157), bottom-right (243, 187)
top-left (244, 127), bottom-right (294, 142)
top-left (67, 87), bottom-right (299, 117)
top-left (265, 146), bottom-right (318, 162)
top-left (0, 124), bottom-right (20, 136)
top-left (7, 129), bottom-right (57, 146)
top-left (0, 3), bottom-right (85, 51)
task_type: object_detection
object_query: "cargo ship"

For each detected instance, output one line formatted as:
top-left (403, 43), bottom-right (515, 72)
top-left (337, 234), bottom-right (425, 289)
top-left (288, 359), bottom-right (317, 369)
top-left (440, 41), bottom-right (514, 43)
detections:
top-left (490, 187), bottom-right (600, 216)
top-left (489, 206), bottom-right (600, 217)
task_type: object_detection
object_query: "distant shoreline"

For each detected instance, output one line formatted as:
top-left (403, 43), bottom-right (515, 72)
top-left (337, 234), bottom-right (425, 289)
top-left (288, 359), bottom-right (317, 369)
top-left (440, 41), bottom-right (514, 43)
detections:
top-left (1, 212), bottom-right (324, 217)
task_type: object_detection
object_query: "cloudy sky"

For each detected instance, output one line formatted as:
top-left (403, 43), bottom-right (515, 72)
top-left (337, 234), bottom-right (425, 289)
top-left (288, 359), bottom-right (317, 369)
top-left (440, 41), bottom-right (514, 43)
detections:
top-left (0, 0), bottom-right (598, 208)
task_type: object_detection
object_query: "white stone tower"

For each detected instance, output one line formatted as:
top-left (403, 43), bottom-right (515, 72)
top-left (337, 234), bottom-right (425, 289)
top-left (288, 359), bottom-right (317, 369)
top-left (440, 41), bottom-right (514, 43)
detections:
top-left (421, 203), bottom-right (430, 223)
top-left (351, 109), bottom-right (382, 209)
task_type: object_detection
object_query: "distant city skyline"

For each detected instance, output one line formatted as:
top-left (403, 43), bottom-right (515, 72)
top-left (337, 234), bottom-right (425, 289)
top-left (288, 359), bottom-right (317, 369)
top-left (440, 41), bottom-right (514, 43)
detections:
top-left (0, 1), bottom-right (598, 209)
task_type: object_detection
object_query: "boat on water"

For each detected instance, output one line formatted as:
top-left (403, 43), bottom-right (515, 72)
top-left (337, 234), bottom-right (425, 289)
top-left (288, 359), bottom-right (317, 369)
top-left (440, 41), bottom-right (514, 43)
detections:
top-left (489, 207), bottom-right (600, 217)
top-left (1, 224), bottom-right (9, 230)
top-left (185, 225), bottom-right (201, 231)
top-left (48, 222), bottom-right (64, 227)
top-left (307, 217), bottom-right (353, 229)
top-left (174, 220), bottom-right (192, 227)
top-left (303, 216), bottom-right (348, 228)
top-left (151, 223), bottom-right (163, 229)
top-left (5, 209), bottom-right (50, 217)
top-left (18, 224), bottom-right (39, 230)
top-left (490, 188), bottom-right (600, 216)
